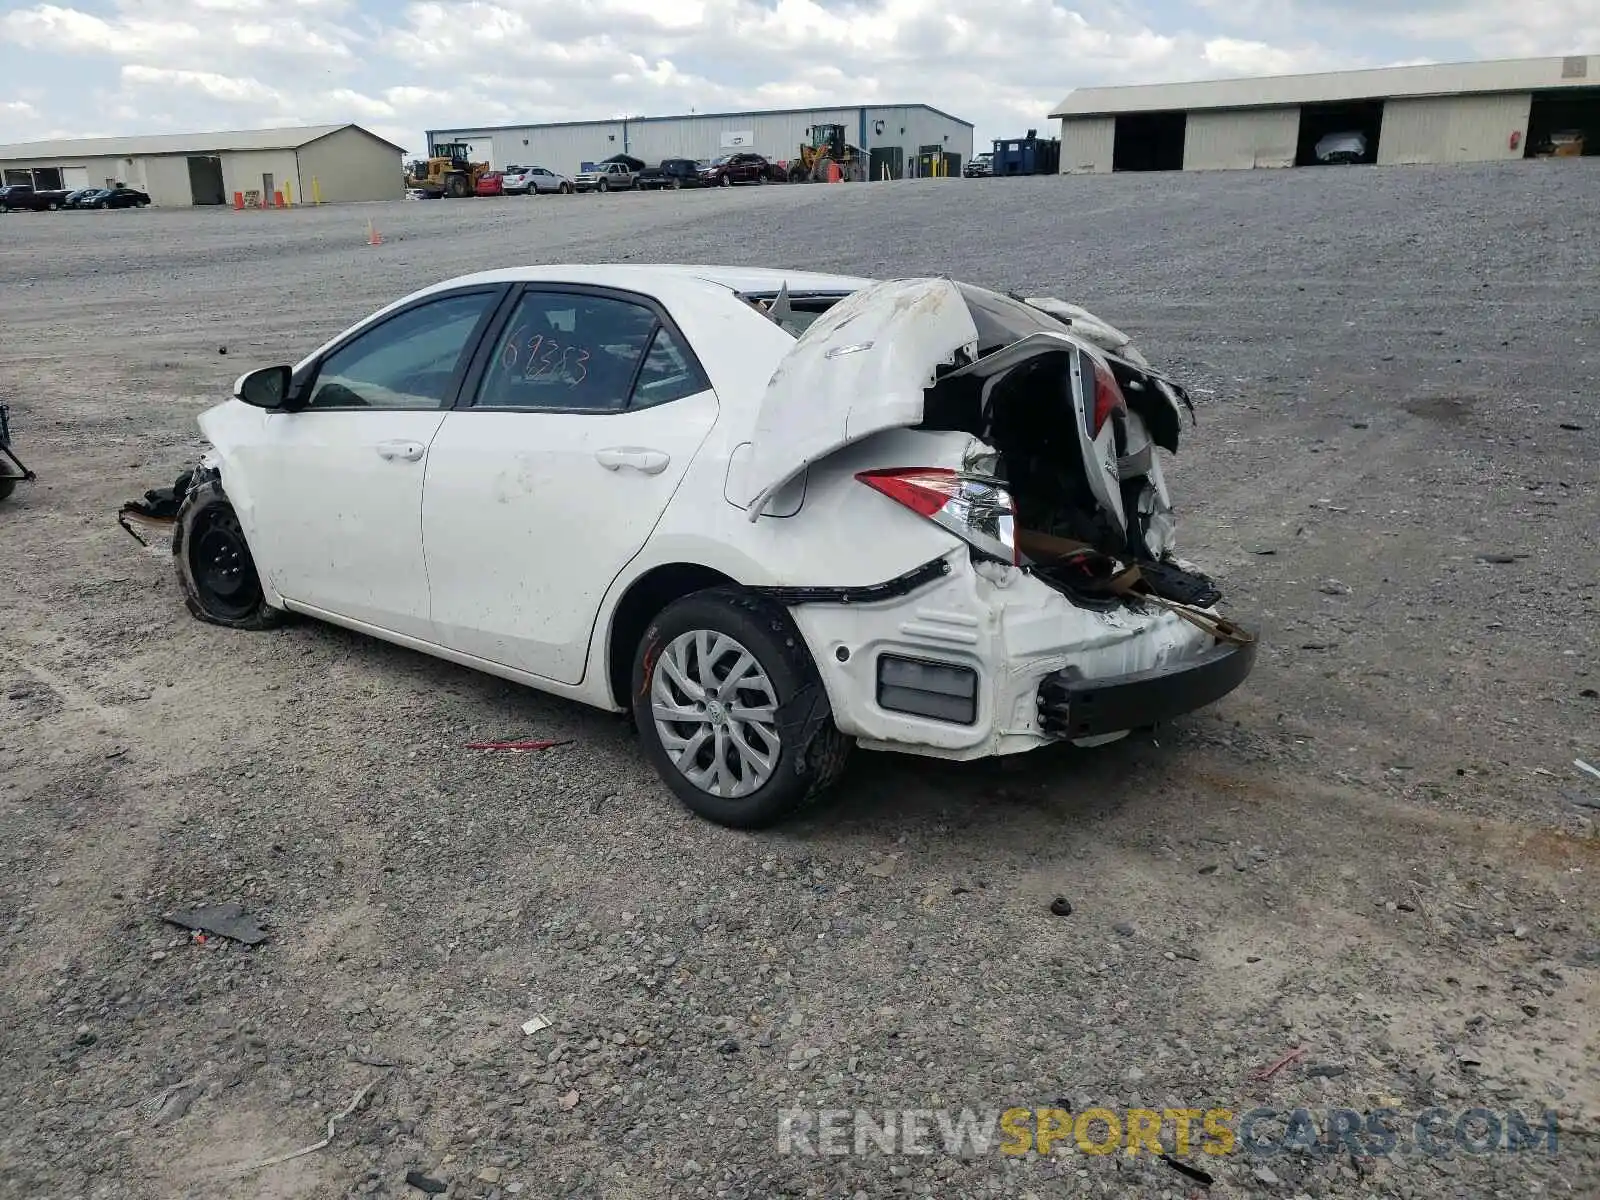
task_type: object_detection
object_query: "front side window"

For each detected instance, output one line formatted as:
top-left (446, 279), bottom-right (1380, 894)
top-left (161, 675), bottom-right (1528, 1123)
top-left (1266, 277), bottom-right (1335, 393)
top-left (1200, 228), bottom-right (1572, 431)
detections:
top-left (305, 292), bottom-right (497, 410)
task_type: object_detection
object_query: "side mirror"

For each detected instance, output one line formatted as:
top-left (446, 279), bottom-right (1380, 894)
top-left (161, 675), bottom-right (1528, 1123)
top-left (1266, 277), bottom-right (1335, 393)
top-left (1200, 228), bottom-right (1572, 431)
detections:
top-left (234, 365), bottom-right (292, 410)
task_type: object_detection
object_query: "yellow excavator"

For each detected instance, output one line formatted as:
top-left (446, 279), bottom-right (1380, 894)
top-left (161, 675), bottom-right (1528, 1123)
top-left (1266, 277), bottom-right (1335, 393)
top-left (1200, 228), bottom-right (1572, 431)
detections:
top-left (787, 124), bottom-right (864, 183)
top-left (405, 142), bottom-right (491, 197)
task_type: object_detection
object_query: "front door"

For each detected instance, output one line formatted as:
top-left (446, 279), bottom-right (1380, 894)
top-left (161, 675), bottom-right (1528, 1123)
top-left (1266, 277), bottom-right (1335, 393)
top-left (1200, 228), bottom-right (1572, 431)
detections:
top-left (422, 286), bottom-right (719, 684)
top-left (237, 287), bottom-right (504, 639)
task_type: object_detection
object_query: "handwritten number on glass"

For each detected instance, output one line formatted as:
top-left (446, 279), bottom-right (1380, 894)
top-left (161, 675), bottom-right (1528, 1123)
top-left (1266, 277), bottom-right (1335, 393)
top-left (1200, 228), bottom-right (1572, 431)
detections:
top-left (502, 326), bottom-right (586, 387)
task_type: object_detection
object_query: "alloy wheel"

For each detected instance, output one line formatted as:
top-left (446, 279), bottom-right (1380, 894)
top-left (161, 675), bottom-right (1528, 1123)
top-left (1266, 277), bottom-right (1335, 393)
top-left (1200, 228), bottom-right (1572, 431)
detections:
top-left (651, 630), bottom-right (781, 798)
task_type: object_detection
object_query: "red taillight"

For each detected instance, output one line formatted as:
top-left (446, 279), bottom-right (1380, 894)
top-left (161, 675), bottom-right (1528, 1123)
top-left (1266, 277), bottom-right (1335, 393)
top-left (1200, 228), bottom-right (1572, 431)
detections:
top-left (856, 467), bottom-right (1018, 565)
top-left (855, 467), bottom-right (957, 517)
top-left (1090, 357), bottom-right (1127, 438)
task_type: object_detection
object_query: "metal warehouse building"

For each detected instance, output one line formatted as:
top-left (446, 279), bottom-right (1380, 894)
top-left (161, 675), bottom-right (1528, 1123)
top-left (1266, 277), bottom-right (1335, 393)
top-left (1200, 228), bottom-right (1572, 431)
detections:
top-left (1052, 54), bottom-right (1600, 173)
top-left (0, 123), bottom-right (406, 206)
top-left (428, 104), bottom-right (974, 180)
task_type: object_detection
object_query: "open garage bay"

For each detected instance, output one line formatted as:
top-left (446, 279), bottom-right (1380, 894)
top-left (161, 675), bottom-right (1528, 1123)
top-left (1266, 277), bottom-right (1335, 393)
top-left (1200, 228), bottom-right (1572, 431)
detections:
top-left (1, 164), bottom-right (1597, 1198)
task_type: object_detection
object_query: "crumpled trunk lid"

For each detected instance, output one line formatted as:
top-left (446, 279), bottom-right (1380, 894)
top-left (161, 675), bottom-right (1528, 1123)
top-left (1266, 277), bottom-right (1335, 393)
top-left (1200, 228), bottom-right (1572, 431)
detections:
top-left (743, 277), bottom-right (1185, 535)
top-left (743, 278), bottom-right (981, 515)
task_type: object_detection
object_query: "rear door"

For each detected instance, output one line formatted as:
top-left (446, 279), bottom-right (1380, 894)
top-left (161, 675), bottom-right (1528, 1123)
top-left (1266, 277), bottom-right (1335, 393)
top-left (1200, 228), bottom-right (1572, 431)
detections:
top-left (421, 285), bottom-right (719, 684)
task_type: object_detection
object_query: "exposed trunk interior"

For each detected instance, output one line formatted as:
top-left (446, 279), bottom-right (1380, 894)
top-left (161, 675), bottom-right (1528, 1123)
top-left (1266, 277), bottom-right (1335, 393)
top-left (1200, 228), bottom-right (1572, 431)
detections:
top-left (925, 350), bottom-right (1124, 549)
top-left (922, 345), bottom-right (1213, 607)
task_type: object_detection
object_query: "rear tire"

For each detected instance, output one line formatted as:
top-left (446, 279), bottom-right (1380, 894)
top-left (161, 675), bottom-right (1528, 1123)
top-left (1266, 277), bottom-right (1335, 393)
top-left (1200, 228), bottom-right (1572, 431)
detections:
top-left (173, 478), bottom-right (284, 631)
top-left (631, 588), bottom-right (850, 829)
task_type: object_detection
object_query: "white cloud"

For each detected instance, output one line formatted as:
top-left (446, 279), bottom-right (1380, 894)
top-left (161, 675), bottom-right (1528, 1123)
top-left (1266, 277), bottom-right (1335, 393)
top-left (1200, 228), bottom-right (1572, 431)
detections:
top-left (1, 5), bottom-right (203, 57)
top-left (1201, 37), bottom-right (1331, 77)
top-left (121, 64), bottom-right (281, 106)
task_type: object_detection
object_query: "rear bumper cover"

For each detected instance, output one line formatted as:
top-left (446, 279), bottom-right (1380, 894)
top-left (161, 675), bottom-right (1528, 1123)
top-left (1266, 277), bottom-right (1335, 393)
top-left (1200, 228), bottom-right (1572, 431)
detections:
top-left (789, 549), bottom-right (1256, 761)
top-left (1036, 637), bottom-right (1256, 740)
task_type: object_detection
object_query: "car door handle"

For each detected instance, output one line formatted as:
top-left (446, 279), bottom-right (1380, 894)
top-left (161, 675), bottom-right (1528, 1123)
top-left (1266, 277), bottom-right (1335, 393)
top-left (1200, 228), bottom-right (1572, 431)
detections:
top-left (375, 439), bottom-right (425, 462)
top-left (595, 447), bottom-right (670, 474)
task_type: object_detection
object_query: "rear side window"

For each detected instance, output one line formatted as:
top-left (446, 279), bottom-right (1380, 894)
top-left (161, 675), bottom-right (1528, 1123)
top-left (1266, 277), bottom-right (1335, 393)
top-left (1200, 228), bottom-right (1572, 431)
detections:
top-left (630, 327), bottom-right (707, 409)
top-left (474, 291), bottom-right (655, 411)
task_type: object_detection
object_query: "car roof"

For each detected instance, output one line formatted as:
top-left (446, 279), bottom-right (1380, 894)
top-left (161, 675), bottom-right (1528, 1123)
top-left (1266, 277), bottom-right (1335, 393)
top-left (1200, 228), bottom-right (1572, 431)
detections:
top-left (405, 263), bottom-right (877, 299)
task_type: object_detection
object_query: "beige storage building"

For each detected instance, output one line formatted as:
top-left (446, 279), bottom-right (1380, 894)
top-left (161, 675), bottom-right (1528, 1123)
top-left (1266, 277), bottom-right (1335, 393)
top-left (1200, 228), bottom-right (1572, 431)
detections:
top-left (0, 123), bottom-right (407, 206)
top-left (1051, 55), bottom-right (1600, 173)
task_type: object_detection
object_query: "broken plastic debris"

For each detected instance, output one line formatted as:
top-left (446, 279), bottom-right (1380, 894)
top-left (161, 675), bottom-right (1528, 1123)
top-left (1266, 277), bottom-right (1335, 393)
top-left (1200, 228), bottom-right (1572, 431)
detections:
top-left (521, 1014), bottom-right (552, 1036)
top-left (1575, 759), bottom-right (1600, 784)
top-left (465, 739), bottom-right (572, 751)
top-left (1250, 1045), bottom-right (1308, 1081)
top-left (161, 902), bottom-right (268, 946)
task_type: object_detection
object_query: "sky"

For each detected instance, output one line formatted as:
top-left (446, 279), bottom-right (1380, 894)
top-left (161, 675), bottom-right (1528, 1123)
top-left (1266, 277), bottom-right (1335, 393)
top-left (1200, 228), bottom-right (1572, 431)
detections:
top-left (0, 1), bottom-right (1596, 152)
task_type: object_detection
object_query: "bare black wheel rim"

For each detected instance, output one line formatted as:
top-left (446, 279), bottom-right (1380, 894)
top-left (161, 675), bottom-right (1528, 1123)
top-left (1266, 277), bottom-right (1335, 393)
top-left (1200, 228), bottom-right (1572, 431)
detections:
top-left (193, 507), bottom-right (261, 618)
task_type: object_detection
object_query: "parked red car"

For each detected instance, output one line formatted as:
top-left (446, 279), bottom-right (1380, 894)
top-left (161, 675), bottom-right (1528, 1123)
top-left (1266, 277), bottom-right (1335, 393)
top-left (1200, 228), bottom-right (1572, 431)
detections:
top-left (475, 171), bottom-right (504, 197)
top-left (697, 153), bottom-right (779, 186)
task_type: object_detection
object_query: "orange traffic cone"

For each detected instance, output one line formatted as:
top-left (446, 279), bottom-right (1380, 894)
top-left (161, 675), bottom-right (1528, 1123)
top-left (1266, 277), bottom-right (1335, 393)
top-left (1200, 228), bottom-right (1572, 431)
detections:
top-left (367, 219), bottom-right (383, 246)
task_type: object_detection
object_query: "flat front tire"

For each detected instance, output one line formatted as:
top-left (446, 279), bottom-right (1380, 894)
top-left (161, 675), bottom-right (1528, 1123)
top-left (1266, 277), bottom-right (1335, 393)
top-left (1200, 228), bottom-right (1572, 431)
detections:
top-left (631, 588), bottom-right (850, 829)
top-left (173, 478), bottom-right (284, 630)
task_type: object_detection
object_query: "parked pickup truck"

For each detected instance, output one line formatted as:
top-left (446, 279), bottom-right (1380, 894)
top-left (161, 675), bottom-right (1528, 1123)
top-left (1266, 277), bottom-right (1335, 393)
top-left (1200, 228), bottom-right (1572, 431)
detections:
top-left (574, 162), bottom-right (637, 192)
top-left (0, 184), bottom-right (71, 211)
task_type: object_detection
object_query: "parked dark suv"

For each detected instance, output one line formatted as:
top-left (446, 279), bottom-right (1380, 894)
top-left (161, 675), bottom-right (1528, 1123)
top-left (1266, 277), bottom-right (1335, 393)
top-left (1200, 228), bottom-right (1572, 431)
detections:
top-left (636, 158), bottom-right (704, 190)
top-left (698, 152), bottom-right (779, 186)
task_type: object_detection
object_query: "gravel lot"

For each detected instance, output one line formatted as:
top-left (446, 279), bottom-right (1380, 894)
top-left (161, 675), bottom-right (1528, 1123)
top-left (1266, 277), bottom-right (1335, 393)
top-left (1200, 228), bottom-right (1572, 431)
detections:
top-left (2, 163), bottom-right (1597, 1200)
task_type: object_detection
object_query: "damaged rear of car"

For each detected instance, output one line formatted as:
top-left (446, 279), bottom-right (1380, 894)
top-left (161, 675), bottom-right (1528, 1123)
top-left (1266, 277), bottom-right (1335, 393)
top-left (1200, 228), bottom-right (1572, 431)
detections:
top-left (732, 276), bottom-right (1256, 765)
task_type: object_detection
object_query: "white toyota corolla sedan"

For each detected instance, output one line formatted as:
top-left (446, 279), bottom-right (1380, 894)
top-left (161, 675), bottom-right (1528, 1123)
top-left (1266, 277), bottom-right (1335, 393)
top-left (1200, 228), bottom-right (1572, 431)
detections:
top-left (176, 264), bottom-right (1255, 827)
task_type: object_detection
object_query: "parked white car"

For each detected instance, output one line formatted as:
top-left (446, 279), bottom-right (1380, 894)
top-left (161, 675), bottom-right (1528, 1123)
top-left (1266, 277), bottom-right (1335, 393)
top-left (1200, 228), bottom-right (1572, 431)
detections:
top-left (1314, 131), bottom-right (1368, 164)
top-left (502, 165), bottom-right (574, 195)
top-left (178, 265), bottom-right (1255, 827)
